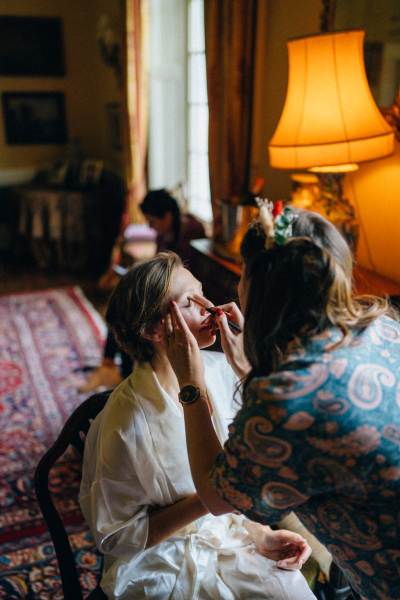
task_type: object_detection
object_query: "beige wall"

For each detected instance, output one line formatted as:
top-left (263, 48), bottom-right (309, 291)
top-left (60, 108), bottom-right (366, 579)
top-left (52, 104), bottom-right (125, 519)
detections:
top-left (0, 0), bottom-right (122, 173)
top-left (250, 0), bottom-right (322, 203)
top-left (2, 0), bottom-right (398, 281)
top-left (346, 143), bottom-right (400, 282)
top-left (250, 0), bottom-right (400, 283)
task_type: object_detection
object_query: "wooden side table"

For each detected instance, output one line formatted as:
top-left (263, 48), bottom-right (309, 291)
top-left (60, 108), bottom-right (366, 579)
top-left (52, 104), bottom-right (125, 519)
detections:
top-left (190, 238), bottom-right (400, 304)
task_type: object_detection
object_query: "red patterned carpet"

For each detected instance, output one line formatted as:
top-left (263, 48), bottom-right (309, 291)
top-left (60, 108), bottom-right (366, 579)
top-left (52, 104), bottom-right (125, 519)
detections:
top-left (0, 287), bottom-right (105, 599)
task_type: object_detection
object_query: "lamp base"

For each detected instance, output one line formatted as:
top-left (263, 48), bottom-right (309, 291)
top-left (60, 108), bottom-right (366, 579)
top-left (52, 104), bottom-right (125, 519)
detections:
top-left (292, 172), bottom-right (358, 254)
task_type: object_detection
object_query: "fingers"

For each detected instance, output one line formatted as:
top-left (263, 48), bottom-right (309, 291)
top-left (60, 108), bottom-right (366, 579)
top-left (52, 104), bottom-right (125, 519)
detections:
top-left (277, 554), bottom-right (303, 570)
top-left (297, 541), bottom-right (312, 564)
top-left (164, 314), bottom-right (174, 339)
top-left (215, 310), bottom-right (233, 338)
top-left (275, 530), bottom-right (307, 546)
top-left (169, 301), bottom-right (192, 337)
top-left (215, 301), bottom-right (244, 327)
top-left (277, 541), bottom-right (311, 571)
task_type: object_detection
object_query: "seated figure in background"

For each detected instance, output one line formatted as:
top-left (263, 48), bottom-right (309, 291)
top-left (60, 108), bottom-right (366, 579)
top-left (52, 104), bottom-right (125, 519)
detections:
top-left (79, 188), bottom-right (206, 392)
top-left (79, 252), bottom-right (314, 600)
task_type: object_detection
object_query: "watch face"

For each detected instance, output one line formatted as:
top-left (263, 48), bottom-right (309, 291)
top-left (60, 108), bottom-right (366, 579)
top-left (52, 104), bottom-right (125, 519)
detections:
top-left (179, 385), bottom-right (200, 405)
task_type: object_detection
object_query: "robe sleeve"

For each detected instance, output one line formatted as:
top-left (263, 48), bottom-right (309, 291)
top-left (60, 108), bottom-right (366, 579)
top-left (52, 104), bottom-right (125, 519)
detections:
top-left (80, 403), bottom-right (152, 559)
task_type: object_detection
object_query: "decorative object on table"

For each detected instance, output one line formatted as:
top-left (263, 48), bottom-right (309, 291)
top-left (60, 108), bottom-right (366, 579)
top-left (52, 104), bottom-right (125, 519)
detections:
top-left (2, 92), bottom-right (67, 145)
top-left (47, 159), bottom-right (69, 185)
top-left (0, 287), bottom-right (104, 599)
top-left (79, 159), bottom-right (104, 186)
top-left (268, 30), bottom-right (395, 253)
top-left (290, 174), bottom-right (320, 209)
top-left (105, 102), bottom-right (123, 150)
top-left (97, 13), bottom-right (122, 85)
top-left (213, 177), bottom-right (265, 263)
top-left (0, 16), bottom-right (65, 76)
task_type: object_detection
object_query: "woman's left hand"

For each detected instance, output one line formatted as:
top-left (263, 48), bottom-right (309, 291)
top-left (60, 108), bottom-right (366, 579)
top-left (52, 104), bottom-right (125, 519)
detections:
top-left (164, 301), bottom-right (206, 390)
top-left (244, 522), bottom-right (311, 570)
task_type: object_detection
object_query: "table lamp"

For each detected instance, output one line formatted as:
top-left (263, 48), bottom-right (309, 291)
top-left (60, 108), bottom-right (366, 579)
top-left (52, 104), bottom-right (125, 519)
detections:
top-left (269, 30), bottom-right (395, 251)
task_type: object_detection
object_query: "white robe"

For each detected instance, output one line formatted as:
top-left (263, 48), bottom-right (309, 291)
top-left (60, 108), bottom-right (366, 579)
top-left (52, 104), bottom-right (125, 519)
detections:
top-left (80, 351), bottom-right (315, 600)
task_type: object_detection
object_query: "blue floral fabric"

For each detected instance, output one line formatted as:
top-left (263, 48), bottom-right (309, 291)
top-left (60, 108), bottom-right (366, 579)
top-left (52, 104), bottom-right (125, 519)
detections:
top-left (212, 315), bottom-right (400, 600)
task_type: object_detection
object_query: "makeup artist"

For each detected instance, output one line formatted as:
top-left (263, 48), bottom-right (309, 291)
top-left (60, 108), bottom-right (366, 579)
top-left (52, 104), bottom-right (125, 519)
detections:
top-left (165, 204), bottom-right (400, 600)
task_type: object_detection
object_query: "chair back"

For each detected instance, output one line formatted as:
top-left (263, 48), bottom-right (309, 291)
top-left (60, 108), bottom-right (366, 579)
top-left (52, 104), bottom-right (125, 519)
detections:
top-left (34, 391), bottom-right (110, 600)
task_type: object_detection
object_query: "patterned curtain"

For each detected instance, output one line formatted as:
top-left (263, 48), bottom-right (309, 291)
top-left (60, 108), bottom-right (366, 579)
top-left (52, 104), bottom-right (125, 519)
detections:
top-left (121, 0), bottom-right (149, 223)
top-left (204, 0), bottom-right (258, 238)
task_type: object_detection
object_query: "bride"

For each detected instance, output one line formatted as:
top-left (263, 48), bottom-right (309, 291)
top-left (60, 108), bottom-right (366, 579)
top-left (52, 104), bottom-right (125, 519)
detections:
top-left (79, 252), bottom-right (315, 599)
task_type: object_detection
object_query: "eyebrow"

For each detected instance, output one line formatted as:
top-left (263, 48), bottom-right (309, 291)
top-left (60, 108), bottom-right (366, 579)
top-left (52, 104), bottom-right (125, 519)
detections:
top-left (176, 284), bottom-right (203, 302)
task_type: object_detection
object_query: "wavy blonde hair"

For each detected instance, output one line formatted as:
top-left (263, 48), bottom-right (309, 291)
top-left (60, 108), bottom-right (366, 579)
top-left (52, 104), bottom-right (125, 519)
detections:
top-left (240, 208), bottom-right (393, 377)
top-left (106, 252), bottom-right (182, 362)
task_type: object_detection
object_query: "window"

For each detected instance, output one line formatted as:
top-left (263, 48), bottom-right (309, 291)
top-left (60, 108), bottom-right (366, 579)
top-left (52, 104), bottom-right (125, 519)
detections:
top-left (148, 0), bottom-right (211, 222)
top-left (187, 0), bottom-right (211, 221)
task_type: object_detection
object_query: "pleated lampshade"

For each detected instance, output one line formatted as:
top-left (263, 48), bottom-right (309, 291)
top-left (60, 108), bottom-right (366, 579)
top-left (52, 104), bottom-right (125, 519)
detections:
top-left (269, 30), bottom-right (395, 171)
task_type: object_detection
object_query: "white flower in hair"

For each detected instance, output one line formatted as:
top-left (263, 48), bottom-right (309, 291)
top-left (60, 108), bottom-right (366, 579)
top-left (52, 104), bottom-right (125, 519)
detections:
top-left (255, 197), bottom-right (275, 247)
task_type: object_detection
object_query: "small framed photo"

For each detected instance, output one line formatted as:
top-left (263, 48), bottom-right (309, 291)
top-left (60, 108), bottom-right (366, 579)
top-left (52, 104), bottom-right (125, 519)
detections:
top-left (79, 159), bottom-right (103, 186)
top-left (2, 91), bottom-right (67, 145)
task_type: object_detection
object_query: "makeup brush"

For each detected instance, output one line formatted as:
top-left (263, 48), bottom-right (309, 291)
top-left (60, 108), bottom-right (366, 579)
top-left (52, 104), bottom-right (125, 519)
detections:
top-left (188, 297), bottom-right (242, 333)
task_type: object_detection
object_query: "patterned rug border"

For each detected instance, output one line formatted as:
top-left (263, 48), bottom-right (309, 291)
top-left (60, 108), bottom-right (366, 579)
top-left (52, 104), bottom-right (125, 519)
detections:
top-left (0, 286), bottom-right (106, 345)
top-left (0, 286), bottom-right (106, 598)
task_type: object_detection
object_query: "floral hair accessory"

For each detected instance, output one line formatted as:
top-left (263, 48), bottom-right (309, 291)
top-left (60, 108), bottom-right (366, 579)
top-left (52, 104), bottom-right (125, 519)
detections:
top-left (255, 198), bottom-right (294, 248)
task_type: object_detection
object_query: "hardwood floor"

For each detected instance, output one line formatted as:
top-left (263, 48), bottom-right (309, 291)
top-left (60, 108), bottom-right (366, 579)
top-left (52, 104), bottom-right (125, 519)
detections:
top-left (0, 263), bottom-right (110, 315)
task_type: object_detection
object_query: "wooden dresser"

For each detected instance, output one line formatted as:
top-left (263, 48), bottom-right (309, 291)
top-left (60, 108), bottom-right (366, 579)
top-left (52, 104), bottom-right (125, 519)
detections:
top-left (190, 238), bottom-right (400, 305)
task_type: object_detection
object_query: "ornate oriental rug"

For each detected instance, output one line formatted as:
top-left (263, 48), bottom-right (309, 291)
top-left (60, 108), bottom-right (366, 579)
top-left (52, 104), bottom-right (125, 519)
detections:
top-left (0, 287), bottom-right (105, 599)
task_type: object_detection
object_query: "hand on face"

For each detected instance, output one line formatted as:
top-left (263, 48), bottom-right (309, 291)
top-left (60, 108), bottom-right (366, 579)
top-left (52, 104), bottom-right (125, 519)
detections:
top-left (166, 267), bottom-right (217, 350)
top-left (162, 267), bottom-right (215, 389)
top-left (164, 301), bottom-right (206, 391)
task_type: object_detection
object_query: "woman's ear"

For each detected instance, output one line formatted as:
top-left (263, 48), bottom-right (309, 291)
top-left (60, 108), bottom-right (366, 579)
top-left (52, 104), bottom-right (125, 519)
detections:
top-left (142, 320), bottom-right (164, 343)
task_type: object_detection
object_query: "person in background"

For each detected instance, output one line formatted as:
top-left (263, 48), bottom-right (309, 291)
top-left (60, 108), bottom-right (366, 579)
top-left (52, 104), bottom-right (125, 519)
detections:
top-left (165, 205), bottom-right (400, 600)
top-left (79, 252), bottom-right (314, 600)
top-left (79, 189), bottom-right (206, 392)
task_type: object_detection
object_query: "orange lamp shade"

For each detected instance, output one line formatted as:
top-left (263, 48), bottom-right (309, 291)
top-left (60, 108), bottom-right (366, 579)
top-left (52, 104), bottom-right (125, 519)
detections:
top-left (269, 30), bottom-right (395, 170)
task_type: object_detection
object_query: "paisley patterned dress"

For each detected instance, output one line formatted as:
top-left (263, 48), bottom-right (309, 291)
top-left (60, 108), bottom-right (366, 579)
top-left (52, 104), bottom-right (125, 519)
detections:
top-left (212, 315), bottom-right (400, 600)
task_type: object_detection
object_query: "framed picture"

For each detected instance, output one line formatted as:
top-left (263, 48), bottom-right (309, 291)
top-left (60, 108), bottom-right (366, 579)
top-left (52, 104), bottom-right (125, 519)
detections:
top-left (79, 160), bottom-right (104, 186)
top-left (105, 102), bottom-right (123, 151)
top-left (2, 92), bottom-right (67, 145)
top-left (0, 16), bottom-right (65, 76)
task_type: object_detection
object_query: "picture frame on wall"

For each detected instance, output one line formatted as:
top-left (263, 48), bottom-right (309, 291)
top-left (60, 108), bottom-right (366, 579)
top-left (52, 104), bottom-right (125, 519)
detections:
top-left (0, 16), bottom-right (65, 76)
top-left (2, 92), bottom-right (67, 145)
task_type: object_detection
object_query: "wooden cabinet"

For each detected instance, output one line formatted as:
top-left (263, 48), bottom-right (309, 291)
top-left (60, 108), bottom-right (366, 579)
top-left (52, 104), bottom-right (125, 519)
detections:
top-left (13, 183), bottom-right (123, 274)
top-left (190, 238), bottom-right (400, 305)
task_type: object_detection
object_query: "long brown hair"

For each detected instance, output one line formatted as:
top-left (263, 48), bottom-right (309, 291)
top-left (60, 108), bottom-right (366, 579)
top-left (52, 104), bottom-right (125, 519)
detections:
top-left (106, 252), bottom-right (182, 362)
top-left (240, 208), bottom-right (391, 379)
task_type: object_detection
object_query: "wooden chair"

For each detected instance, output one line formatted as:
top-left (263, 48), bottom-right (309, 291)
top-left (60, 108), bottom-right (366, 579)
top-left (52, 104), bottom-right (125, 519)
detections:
top-left (34, 391), bottom-right (111, 600)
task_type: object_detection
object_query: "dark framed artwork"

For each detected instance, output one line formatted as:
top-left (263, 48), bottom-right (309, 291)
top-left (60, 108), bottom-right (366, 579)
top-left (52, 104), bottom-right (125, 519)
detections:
top-left (0, 16), bottom-right (65, 76)
top-left (2, 92), bottom-right (67, 145)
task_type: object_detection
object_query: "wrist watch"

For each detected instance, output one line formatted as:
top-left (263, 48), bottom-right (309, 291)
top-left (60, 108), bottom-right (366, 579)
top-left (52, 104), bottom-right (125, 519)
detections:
top-left (178, 384), bottom-right (201, 405)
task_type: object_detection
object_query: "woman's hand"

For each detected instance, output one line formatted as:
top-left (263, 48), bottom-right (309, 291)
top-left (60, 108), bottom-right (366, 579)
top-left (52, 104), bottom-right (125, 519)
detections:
top-left (164, 301), bottom-right (206, 390)
top-left (244, 521), bottom-right (311, 570)
top-left (215, 302), bottom-right (250, 378)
